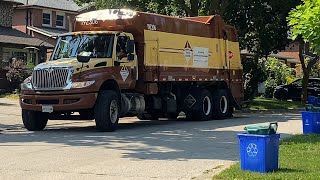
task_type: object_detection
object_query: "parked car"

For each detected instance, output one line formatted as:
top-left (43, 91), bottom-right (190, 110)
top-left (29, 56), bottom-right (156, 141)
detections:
top-left (273, 78), bottom-right (320, 101)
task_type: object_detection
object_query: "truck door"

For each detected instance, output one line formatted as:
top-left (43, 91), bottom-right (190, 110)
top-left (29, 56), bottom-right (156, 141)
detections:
top-left (114, 34), bottom-right (138, 88)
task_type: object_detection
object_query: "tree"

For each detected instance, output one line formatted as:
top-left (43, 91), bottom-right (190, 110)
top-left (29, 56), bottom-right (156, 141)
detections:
top-left (288, 0), bottom-right (320, 103)
top-left (224, 0), bottom-right (300, 98)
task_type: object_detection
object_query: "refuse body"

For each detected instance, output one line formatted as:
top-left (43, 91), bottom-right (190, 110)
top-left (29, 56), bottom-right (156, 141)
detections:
top-left (238, 122), bottom-right (280, 173)
top-left (301, 111), bottom-right (320, 134)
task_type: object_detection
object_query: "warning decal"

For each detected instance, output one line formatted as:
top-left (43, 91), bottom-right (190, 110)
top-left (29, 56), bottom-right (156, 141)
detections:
top-left (183, 41), bottom-right (193, 63)
top-left (184, 94), bottom-right (196, 108)
top-left (120, 65), bottom-right (130, 81)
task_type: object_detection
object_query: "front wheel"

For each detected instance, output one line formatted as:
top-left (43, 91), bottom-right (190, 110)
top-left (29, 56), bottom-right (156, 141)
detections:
top-left (22, 110), bottom-right (48, 131)
top-left (94, 90), bottom-right (120, 132)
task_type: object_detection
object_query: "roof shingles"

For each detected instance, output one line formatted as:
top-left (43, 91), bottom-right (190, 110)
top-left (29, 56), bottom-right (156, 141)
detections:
top-left (0, 26), bottom-right (53, 48)
top-left (15, 0), bottom-right (80, 12)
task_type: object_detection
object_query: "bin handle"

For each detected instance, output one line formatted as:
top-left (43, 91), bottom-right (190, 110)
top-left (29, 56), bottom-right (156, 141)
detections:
top-left (268, 122), bottom-right (278, 134)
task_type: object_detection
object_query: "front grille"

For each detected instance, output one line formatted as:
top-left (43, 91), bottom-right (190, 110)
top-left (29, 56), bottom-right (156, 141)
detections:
top-left (31, 68), bottom-right (71, 89)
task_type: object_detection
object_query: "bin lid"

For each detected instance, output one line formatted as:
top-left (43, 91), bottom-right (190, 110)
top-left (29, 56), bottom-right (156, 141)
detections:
top-left (244, 122), bottom-right (278, 135)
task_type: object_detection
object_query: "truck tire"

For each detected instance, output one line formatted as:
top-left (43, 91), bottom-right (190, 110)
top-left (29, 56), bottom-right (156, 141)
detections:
top-left (22, 110), bottom-right (48, 131)
top-left (212, 89), bottom-right (230, 120)
top-left (94, 90), bottom-right (120, 132)
top-left (185, 89), bottom-right (213, 121)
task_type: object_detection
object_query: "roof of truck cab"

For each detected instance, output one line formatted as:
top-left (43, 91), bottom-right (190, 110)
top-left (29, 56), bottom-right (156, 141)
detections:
top-left (59, 31), bottom-right (118, 37)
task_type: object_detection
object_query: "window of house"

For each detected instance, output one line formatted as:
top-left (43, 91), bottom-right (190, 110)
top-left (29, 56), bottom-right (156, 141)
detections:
top-left (12, 52), bottom-right (28, 61)
top-left (42, 10), bottom-right (52, 26)
top-left (56, 13), bottom-right (65, 28)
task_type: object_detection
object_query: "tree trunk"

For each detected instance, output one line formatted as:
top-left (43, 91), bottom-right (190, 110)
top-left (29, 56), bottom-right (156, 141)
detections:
top-left (301, 72), bottom-right (309, 103)
top-left (298, 37), bottom-right (320, 103)
top-left (298, 38), bottom-right (308, 103)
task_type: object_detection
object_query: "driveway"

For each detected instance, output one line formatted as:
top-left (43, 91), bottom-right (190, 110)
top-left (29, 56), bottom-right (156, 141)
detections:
top-left (0, 98), bottom-right (302, 180)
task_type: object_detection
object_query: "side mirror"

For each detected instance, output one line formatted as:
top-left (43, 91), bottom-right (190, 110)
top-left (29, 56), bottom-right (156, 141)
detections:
top-left (127, 53), bottom-right (134, 61)
top-left (77, 52), bottom-right (91, 63)
top-left (77, 55), bottom-right (91, 63)
top-left (126, 40), bottom-right (134, 54)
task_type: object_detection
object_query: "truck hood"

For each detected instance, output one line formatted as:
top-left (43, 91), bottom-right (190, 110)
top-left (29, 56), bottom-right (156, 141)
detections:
top-left (34, 58), bottom-right (87, 73)
top-left (36, 58), bottom-right (81, 68)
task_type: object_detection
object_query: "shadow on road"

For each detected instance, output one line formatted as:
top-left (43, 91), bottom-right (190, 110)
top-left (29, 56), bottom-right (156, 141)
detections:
top-left (0, 102), bottom-right (16, 106)
top-left (0, 113), bottom-right (301, 161)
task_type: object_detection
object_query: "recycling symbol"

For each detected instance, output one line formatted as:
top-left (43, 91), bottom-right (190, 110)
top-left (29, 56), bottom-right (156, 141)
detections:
top-left (246, 143), bottom-right (258, 157)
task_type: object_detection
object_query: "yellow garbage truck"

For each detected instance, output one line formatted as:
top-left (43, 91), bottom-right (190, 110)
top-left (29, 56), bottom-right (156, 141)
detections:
top-left (20, 9), bottom-right (244, 131)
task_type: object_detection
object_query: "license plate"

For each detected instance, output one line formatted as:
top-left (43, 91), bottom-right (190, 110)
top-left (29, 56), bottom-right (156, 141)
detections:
top-left (42, 105), bottom-right (53, 113)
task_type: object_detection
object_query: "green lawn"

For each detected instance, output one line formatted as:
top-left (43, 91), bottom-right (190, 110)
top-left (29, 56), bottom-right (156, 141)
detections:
top-left (213, 135), bottom-right (320, 180)
top-left (249, 97), bottom-right (304, 110)
top-left (0, 93), bottom-right (19, 99)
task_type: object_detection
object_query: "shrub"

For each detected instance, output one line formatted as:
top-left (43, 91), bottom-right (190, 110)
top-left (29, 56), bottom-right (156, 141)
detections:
top-left (5, 59), bottom-right (31, 92)
top-left (241, 55), bottom-right (267, 100)
top-left (264, 58), bottom-right (295, 98)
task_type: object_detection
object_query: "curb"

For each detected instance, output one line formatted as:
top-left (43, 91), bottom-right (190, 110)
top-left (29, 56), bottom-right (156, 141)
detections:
top-left (238, 109), bottom-right (304, 114)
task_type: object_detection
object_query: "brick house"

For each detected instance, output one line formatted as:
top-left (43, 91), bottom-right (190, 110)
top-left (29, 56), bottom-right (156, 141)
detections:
top-left (0, 0), bottom-right (53, 93)
top-left (13, 0), bottom-right (81, 48)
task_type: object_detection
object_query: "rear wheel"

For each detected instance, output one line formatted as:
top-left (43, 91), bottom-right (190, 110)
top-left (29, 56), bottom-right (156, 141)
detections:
top-left (185, 89), bottom-right (213, 121)
top-left (94, 90), bottom-right (120, 132)
top-left (22, 110), bottom-right (48, 131)
top-left (212, 89), bottom-right (230, 120)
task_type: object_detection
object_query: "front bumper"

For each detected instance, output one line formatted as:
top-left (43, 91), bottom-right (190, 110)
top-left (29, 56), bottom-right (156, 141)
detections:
top-left (20, 92), bottom-right (97, 112)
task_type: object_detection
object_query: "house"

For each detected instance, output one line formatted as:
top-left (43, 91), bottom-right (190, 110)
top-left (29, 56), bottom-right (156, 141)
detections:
top-left (0, 0), bottom-right (53, 93)
top-left (12, 0), bottom-right (82, 48)
top-left (241, 40), bottom-right (304, 77)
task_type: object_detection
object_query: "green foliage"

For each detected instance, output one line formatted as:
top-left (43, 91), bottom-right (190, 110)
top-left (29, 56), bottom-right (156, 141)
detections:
top-left (264, 58), bottom-right (295, 98)
top-left (288, 0), bottom-right (320, 102)
top-left (249, 97), bottom-right (304, 110)
top-left (288, 0), bottom-right (320, 54)
top-left (225, 0), bottom-right (301, 57)
top-left (213, 134), bottom-right (320, 180)
top-left (241, 56), bottom-right (267, 100)
top-left (306, 58), bottom-right (320, 77)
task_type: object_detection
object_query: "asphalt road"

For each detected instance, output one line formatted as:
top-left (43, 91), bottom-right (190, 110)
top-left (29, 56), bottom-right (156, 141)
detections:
top-left (0, 98), bottom-right (303, 180)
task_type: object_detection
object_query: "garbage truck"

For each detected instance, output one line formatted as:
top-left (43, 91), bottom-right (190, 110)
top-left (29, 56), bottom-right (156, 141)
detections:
top-left (19, 9), bottom-right (244, 132)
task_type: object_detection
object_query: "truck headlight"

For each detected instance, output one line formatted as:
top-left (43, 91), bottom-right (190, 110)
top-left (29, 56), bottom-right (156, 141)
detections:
top-left (21, 76), bottom-right (32, 90)
top-left (71, 81), bottom-right (95, 89)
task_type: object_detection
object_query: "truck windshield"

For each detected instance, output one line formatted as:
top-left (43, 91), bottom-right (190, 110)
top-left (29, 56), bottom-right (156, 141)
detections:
top-left (52, 34), bottom-right (114, 60)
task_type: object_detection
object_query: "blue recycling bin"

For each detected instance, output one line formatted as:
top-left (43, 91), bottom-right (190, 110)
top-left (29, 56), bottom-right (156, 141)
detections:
top-left (308, 96), bottom-right (319, 106)
top-left (302, 111), bottom-right (320, 134)
top-left (237, 133), bottom-right (280, 173)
